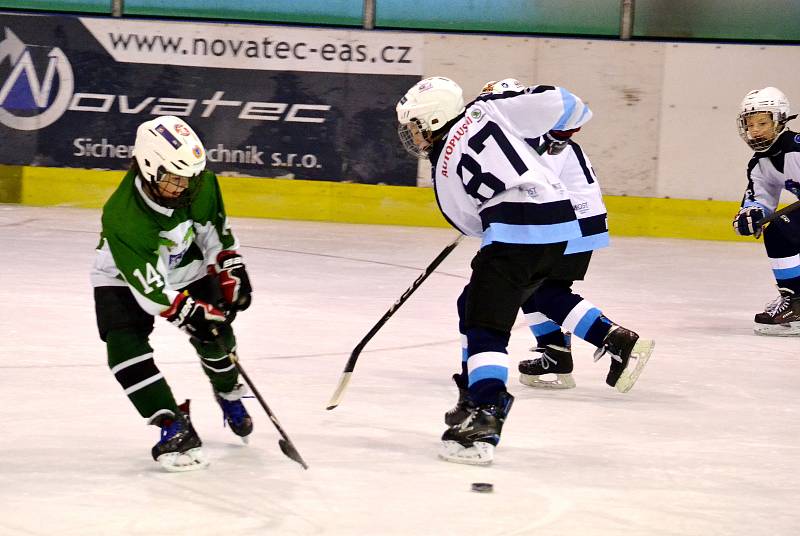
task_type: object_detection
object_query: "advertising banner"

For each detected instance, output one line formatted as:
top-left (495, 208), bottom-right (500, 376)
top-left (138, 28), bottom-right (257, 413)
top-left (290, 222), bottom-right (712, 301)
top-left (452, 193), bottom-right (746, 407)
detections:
top-left (0, 13), bottom-right (423, 184)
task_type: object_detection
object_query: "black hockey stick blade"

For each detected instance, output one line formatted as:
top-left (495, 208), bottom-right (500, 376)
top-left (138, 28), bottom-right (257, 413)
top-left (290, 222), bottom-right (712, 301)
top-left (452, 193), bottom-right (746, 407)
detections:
top-left (754, 199), bottom-right (800, 239)
top-left (212, 329), bottom-right (309, 469)
top-left (279, 438), bottom-right (309, 469)
top-left (236, 360), bottom-right (309, 470)
top-left (325, 234), bottom-right (464, 410)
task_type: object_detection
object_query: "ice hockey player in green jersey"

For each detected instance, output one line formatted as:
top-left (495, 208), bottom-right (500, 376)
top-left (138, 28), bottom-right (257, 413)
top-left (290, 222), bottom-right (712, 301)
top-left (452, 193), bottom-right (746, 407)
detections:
top-left (91, 115), bottom-right (254, 472)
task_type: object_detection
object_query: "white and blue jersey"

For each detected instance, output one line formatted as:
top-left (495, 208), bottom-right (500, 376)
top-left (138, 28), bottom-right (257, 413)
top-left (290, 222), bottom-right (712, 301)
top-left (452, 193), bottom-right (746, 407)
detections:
top-left (428, 85), bottom-right (593, 248)
top-left (741, 129), bottom-right (800, 286)
top-left (742, 130), bottom-right (800, 214)
top-left (527, 137), bottom-right (608, 254)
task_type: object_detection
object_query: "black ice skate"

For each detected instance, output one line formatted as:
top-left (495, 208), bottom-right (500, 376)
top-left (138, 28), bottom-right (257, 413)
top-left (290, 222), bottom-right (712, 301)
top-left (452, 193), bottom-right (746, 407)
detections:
top-left (594, 325), bottom-right (655, 394)
top-left (518, 344), bottom-right (575, 389)
top-left (754, 288), bottom-right (800, 336)
top-left (151, 400), bottom-right (208, 472)
top-left (444, 373), bottom-right (472, 426)
top-left (439, 391), bottom-right (514, 466)
top-left (215, 383), bottom-right (253, 443)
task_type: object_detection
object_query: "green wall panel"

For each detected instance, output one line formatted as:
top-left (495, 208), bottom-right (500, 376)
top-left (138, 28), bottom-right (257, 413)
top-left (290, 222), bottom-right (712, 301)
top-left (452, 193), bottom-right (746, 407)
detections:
top-left (376, 0), bottom-right (620, 35)
top-left (634, 0), bottom-right (800, 41)
top-left (0, 0), bottom-right (108, 12)
top-left (123, 0), bottom-right (363, 26)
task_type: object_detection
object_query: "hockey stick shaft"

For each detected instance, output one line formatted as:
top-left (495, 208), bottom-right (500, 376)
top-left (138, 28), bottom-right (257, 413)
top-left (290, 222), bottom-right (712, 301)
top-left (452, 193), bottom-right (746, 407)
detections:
top-left (214, 330), bottom-right (309, 469)
top-left (326, 234), bottom-right (464, 410)
top-left (754, 199), bottom-right (800, 239)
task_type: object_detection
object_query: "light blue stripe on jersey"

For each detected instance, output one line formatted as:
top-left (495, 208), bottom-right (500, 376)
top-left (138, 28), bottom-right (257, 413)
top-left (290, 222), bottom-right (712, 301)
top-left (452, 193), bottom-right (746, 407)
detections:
top-left (531, 319), bottom-right (561, 337)
top-left (461, 347), bottom-right (469, 362)
top-left (565, 232), bottom-right (610, 254)
top-left (481, 220), bottom-right (581, 247)
top-left (774, 265), bottom-right (800, 280)
top-left (553, 88), bottom-right (577, 131)
top-left (573, 307), bottom-right (602, 339)
top-left (743, 200), bottom-right (772, 215)
top-left (575, 104), bottom-right (592, 125)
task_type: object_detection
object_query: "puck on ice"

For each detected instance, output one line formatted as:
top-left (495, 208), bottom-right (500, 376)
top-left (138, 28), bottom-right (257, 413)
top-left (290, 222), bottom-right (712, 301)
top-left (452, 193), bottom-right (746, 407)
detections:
top-left (471, 482), bottom-right (494, 493)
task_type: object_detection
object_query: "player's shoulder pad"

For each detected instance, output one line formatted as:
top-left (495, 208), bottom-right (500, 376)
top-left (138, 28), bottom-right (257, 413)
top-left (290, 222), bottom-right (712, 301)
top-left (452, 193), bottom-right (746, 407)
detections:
top-left (777, 130), bottom-right (800, 154)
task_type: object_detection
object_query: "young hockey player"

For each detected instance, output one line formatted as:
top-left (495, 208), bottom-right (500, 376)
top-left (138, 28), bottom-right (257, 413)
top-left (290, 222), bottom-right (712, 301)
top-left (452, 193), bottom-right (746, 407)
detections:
top-left (733, 87), bottom-right (800, 336)
top-left (443, 79), bottom-right (653, 429)
top-left (91, 116), bottom-right (254, 471)
top-left (396, 77), bottom-right (654, 465)
top-left (445, 78), bottom-right (654, 425)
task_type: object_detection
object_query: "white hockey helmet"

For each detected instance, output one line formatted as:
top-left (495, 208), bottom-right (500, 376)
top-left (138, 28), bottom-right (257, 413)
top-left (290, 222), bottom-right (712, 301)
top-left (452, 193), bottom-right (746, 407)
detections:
top-left (134, 115), bottom-right (206, 181)
top-left (480, 78), bottom-right (525, 95)
top-left (396, 76), bottom-right (465, 158)
top-left (737, 87), bottom-right (791, 151)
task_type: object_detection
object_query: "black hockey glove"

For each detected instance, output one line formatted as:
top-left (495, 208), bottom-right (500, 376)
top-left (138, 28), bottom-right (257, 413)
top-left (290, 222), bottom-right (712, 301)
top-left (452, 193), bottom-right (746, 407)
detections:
top-left (161, 291), bottom-right (227, 342)
top-left (213, 250), bottom-right (252, 312)
top-left (733, 206), bottom-right (764, 236)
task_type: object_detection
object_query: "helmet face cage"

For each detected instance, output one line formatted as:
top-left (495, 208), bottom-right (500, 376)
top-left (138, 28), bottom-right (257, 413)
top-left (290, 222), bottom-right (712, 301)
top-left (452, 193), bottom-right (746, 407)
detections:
top-left (396, 77), bottom-right (465, 159)
top-left (155, 168), bottom-right (200, 209)
top-left (737, 110), bottom-right (786, 152)
top-left (134, 115), bottom-right (206, 208)
top-left (737, 88), bottom-right (790, 152)
top-left (398, 119), bottom-right (432, 158)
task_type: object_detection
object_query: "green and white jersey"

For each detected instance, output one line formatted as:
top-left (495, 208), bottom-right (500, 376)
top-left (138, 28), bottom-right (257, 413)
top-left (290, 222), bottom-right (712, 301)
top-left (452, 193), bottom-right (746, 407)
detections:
top-left (91, 168), bottom-right (238, 315)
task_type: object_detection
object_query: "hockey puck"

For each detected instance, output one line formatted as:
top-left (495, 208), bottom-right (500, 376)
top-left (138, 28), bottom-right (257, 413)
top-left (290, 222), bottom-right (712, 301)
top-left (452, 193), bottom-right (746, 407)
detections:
top-left (471, 482), bottom-right (494, 493)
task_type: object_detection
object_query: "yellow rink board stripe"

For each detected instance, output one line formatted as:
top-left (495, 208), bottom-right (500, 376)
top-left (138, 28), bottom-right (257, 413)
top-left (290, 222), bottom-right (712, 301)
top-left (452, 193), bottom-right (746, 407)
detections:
top-left (0, 165), bottom-right (764, 242)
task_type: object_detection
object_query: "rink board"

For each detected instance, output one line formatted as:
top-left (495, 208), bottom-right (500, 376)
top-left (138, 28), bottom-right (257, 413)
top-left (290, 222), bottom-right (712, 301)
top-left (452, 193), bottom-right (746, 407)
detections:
top-left (0, 164), bottom-right (754, 241)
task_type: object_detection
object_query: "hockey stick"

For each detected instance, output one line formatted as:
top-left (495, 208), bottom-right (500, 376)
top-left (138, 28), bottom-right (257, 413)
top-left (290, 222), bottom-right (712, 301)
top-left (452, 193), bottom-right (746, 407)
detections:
top-left (326, 234), bottom-right (465, 410)
top-left (213, 329), bottom-right (309, 470)
top-left (753, 199), bottom-right (800, 239)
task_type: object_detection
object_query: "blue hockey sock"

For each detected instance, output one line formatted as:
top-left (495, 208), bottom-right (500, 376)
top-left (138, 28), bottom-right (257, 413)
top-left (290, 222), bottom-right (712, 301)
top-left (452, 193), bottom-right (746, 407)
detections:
top-left (464, 326), bottom-right (509, 406)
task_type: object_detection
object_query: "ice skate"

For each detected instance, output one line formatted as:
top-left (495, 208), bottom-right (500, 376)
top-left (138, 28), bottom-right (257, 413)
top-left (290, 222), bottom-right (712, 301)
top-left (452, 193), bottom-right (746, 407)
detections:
top-left (215, 383), bottom-right (253, 443)
top-left (594, 325), bottom-right (655, 393)
top-left (444, 373), bottom-right (472, 426)
top-left (151, 400), bottom-right (209, 472)
top-left (754, 288), bottom-right (800, 336)
top-left (518, 344), bottom-right (576, 389)
top-left (439, 391), bottom-right (514, 466)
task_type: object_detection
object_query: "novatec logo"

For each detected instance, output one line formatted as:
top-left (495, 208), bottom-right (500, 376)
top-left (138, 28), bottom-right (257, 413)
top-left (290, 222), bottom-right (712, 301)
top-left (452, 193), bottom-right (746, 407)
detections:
top-left (0, 28), bottom-right (74, 130)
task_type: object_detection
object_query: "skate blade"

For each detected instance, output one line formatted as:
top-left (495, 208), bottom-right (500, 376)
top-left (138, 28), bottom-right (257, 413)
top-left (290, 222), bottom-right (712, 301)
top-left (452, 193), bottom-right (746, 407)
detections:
top-left (519, 373), bottom-right (576, 389)
top-left (157, 447), bottom-right (210, 472)
top-left (240, 435), bottom-right (250, 445)
top-left (754, 322), bottom-right (800, 336)
top-left (615, 339), bottom-right (655, 394)
top-left (438, 440), bottom-right (494, 465)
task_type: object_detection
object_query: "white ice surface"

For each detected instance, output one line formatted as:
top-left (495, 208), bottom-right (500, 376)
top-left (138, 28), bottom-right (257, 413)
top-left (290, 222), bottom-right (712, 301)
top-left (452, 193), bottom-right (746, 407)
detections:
top-left (0, 204), bottom-right (798, 536)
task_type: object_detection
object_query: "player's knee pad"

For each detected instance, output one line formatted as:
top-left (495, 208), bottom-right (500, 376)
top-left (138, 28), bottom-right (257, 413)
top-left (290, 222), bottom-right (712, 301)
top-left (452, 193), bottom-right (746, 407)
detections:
top-left (105, 329), bottom-right (160, 390)
top-left (190, 322), bottom-right (235, 359)
top-left (765, 216), bottom-right (800, 255)
top-left (105, 328), bottom-right (153, 368)
top-left (456, 285), bottom-right (469, 330)
top-left (464, 326), bottom-right (510, 356)
top-left (765, 213), bottom-right (800, 248)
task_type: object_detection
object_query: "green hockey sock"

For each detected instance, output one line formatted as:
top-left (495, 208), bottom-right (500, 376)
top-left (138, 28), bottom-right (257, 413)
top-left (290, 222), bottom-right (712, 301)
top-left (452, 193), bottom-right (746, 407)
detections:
top-left (106, 328), bottom-right (178, 422)
top-left (190, 324), bottom-right (239, 394)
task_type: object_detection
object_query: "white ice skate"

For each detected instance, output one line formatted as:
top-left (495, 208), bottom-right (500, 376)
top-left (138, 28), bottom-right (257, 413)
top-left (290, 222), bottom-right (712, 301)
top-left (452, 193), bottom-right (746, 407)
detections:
top-left (753, 289), bottom-right (800, 336)
top-left (156, 447), bottom-right (210, 472)
top-left (518, 345), bottom-right (576, 389)
top-left (612, 339), bottom-right (655, 394)
top-left (438, 440), bottom-right (494, 466)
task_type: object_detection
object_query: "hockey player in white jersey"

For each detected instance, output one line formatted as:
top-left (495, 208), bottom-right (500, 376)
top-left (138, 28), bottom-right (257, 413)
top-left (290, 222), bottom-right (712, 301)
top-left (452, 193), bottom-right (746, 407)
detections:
top-left (443, 80), bottom-right (653, 412)
top-left (733, 87), bottom-right (800, 335)
top-left (396, 77), bottom-right (653, 465)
